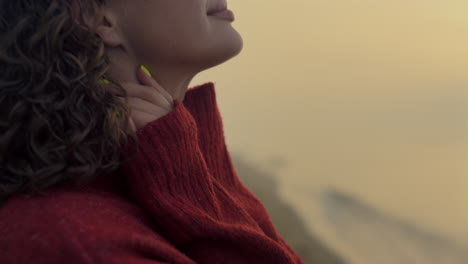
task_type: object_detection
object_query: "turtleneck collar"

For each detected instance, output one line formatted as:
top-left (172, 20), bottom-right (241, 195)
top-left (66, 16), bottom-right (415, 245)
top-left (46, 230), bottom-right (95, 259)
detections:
top-left (178, 81), bottom-right (231, 182)
top-left (84, 81), bottom-right (231, 194)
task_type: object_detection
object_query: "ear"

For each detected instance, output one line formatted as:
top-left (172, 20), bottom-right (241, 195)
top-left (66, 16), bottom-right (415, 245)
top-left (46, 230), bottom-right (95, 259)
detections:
top-left (94, 10), bottom-right (122, 48)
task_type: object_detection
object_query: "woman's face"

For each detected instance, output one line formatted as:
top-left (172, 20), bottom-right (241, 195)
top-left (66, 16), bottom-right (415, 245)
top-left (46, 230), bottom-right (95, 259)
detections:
top-left (101, 0), bottom-right (243, 75)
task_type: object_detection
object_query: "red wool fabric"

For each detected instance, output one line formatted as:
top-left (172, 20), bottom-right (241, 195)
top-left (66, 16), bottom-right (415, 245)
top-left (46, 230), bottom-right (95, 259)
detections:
top-left (0, 82), bottom-right (304, 264)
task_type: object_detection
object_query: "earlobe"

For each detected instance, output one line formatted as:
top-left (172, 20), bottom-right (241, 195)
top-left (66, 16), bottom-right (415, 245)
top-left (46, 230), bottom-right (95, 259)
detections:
top-left (95, 14), bottom-right (121, 47)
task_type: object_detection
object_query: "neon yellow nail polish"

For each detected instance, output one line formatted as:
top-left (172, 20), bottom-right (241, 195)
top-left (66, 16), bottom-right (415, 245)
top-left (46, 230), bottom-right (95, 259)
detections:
top-left (98, 78), bottom-right (110, 85)
top-left (98, 65), bottom-right (151, 84)
top-left (140, 65), bottom-right (152, 77)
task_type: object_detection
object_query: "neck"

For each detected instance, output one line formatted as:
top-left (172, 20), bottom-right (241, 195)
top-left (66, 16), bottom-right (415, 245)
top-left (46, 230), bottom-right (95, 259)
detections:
top-left (105, 47), bottom-right (196, 102)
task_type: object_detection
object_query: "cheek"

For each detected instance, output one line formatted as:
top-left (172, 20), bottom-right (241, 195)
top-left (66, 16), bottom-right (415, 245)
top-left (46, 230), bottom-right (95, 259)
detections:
top-left (126, 0), bottom-right (213, 61)
top-left (138, 12), bottom-right (210, 55)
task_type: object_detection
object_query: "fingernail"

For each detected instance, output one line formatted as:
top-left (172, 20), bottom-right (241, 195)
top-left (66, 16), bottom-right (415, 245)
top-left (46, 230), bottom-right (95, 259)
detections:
top-left (140, 65), bottom-right (152, 77)
top-left (98, 78), bottom-right (110, 85)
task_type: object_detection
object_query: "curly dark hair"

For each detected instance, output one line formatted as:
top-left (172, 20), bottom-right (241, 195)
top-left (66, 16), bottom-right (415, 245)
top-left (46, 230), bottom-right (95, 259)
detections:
top-left (0, 0), bottom-right (141, 205)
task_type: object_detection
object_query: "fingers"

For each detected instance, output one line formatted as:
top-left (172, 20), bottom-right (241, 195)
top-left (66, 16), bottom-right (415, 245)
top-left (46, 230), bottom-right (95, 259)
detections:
top-left (100, 66), bottom-right (177, 134)
top-left (129, 117), bottom-right (137, 134)
top-left (106, 82), bottom-right (170, 109)
top-left (127, 96), bottom-right (171, 116)
top-left (112, 96), bottom-right (168, 134)
top-left (136, 68), bottom-right (174, 105)
top-left (129, 108), bottom-right (159, 132)
top-left (104, 83), bottom-right (125, 97)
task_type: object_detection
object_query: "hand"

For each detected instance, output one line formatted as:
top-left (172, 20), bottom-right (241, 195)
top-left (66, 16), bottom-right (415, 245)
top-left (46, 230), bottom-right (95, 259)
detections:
top-left (107, 67), bottom-right (174, 134)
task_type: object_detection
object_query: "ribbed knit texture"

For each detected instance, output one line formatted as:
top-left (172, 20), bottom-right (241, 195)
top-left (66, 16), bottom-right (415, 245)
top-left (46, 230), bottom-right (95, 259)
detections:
top-left (0, 82), bottom-right (304, 264)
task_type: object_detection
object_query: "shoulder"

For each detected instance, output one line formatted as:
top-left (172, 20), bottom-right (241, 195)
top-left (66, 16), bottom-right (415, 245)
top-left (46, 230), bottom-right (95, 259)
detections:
top-left (0, 188), bottom-right (188, 264)
top-left (0, 189), bottom-right (96, 263)
top-left (0, 186), bottom-right (147, 233)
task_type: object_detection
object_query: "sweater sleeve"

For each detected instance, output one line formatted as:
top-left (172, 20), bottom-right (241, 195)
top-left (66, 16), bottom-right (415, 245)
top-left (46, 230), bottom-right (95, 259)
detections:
top-left (118, 99), bottom-right (302, 264)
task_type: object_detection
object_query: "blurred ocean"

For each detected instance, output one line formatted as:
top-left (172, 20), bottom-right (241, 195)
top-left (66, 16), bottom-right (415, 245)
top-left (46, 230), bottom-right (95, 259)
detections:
top-left (232, 152), bottom-right (468, 264)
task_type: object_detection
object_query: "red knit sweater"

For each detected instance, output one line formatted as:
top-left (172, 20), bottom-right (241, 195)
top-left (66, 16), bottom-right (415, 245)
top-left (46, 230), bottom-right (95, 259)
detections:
top-left (0, 82), bottom-right (304, 264)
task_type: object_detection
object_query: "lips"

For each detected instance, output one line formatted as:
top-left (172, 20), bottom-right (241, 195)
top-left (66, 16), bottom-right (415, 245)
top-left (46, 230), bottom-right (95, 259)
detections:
top-left (207, 0), bottom-right (228, 15)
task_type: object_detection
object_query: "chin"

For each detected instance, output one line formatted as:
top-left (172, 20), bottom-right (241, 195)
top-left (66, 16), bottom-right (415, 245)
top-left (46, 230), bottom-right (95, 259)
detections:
top-left (192, 28), bottom-right (244, 70)
top-left (213, 33), bottom-right (243, 67)
top-left (226, 29), bottom-right (244, 57)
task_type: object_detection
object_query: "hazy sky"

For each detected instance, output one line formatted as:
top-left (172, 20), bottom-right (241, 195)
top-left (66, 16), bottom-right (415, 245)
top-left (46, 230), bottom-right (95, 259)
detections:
top-left (191, 0), bottom-right (468, 252)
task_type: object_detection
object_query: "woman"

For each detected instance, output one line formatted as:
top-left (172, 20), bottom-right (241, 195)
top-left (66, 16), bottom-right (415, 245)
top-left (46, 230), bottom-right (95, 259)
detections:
top-left (0, 0), bottom-right (304, 263)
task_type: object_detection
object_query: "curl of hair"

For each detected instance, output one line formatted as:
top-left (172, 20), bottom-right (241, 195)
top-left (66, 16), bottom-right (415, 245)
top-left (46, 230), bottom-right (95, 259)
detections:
top-left (0, 0), bottom-right (141, 205)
